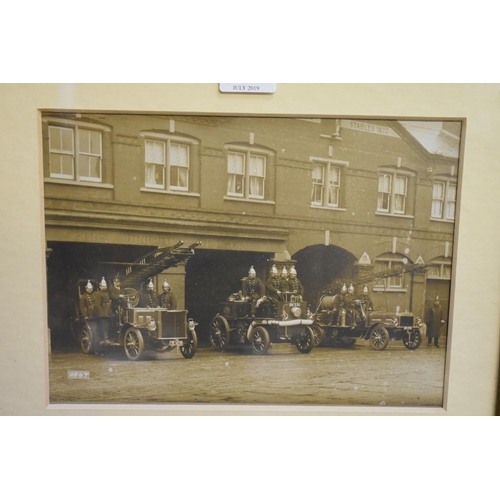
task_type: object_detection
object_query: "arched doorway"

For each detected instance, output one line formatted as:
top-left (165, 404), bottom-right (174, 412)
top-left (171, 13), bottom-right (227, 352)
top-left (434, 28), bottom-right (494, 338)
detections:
top-left (292, 245), bottom-right (358, 308)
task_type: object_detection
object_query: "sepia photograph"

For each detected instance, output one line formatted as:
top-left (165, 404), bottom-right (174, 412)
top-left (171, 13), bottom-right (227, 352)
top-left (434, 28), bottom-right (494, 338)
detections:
top-left (43, 112), bottom-right (461, 407)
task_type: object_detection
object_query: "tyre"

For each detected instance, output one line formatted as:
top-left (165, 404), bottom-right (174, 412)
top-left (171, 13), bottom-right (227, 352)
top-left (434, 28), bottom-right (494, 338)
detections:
top-left (124, 327), bottom-right (145, 361)
top-left (208, 315), bottom-right (230, 351)
top-left (403, 329), bottom-right (422, 350)
top-left (311, 325), bottom-right (325, 346)
top-left (181, 329), bottom-right (198, 359)
top-left (249, 326), bottom-right (270, 355)
top-left (296, 326), bottom-right (314, 354)
top-left (80, 322), bottom-right (96, 354)
top-left (369, 325), bottom-right (390, 351)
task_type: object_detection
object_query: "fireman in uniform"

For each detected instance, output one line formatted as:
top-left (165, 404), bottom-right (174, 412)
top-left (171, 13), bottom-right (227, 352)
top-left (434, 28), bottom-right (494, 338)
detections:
top-left (109, 274), bottom-right (125, 311)
top-left (287, 266), bottom-right (304, 299)
top-left (242, 266), bottom-right (265, 316)
top-left (79, 280), bottom-right (98, 320)
top-left (96, 277), bottom-right (113, 345)
top-left (344, 283), bottom-right (357, 325)
top-left (159, 279), bottom-right (177, 310)
top-left (145, 278), bottom-right (159, 308)
top-left (266, 265), bottom-right (283, 306)
top-left (280, 266), bottom-right (290, 293)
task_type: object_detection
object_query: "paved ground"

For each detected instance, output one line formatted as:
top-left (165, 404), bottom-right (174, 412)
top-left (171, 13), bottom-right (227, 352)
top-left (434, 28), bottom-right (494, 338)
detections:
top-left (48, 338), bottom-right (447, 408)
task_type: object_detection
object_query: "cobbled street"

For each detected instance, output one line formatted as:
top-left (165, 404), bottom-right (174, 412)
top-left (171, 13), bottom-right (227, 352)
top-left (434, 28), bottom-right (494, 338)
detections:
top-left (49, 338), bottom-right (447, 408)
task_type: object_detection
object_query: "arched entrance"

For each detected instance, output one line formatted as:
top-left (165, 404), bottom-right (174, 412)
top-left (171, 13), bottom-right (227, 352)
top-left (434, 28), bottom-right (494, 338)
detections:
top-left (292, 244), bottom-right (358, 307)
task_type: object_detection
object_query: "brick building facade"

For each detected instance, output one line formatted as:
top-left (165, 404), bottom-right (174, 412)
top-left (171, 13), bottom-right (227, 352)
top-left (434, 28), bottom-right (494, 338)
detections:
top-left (42, 113), bottom-right (460, 342)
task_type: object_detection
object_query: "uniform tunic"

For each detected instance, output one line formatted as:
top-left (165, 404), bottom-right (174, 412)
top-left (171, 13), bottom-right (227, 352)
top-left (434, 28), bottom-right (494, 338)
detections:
top-left (287, 277), bottom-right (304, 296)
top-left (266, 275), bottom-right (283, 301)
top-left (242, 277), bottom-right (265, 300)
top-left (145, 290), bottom-right (159, 308)
top-left (79, 292), bottom-right (98, 319)
top-left (159, 291), bottom-right (177, 309)
top-left (95, 290), bottom-right (113, 318)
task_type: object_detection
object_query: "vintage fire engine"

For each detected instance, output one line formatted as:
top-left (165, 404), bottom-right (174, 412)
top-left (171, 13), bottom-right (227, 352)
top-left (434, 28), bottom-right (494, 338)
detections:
top-left (209, 284), bottom-right (317, 355)
top-left (75, 241), bottom-right (200, 361)
top-left (313, 264), bottom-right (427, 351)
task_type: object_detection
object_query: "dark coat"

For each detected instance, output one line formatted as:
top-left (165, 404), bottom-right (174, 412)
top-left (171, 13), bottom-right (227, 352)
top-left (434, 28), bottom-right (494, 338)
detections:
top-left (287, 277), bottom-right (304, 296)
top-left (145, 290), bottom-right (159, 308)
top-left (242, 277), bottom-right (265, 300)
top-left (427, 303), bottom-right (444, 338)
top-left (79, 292), bottom-right (98, 319)
top-left (95, 290), bottom-right (113, 318)
top-left (266, 276), bottom-right (283, 300)
top-left (159, 291), bottom-right (177, 310)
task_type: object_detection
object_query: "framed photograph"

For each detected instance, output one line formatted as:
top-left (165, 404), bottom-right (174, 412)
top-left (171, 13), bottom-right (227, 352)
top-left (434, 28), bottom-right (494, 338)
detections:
top-left (1, 83), bottom-right (499, 415)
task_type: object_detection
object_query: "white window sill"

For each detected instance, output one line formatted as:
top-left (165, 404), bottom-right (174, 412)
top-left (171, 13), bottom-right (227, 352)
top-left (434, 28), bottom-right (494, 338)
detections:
top-left (430, 218), bottom-right (455, 224)
top-left (45, 178), bottom-right (113, 189)
top-left (141, 188), bottom-right (200, 197)
top-left (373, 288), bottom-right (407, 293)
top-left (310, 205), bottom-right (346, 212)
top-left (223, 196), bottom-right (275, 205)
top-left (375, 212), bottom-right (414, 219)
top-left (426, 276), bottom-right (451, 281)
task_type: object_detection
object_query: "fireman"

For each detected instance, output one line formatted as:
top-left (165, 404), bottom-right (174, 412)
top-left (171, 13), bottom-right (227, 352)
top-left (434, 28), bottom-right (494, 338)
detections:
top-left (79, 280), bottom-right (98, 320)
top-left (145, 278), bottom-right (159, 308)
top-left (280, 266), bottom-right (290, 293)
top-left (266, 265), bottom-right (283, 305)
top-left (96, 277), bottom-right (113, 345)
top-left (242, 266), bottom-right (265, 316)
top-left (159, 279), bottom-right (177, 310)
top-left (288, 266), bottom-right (304, 298)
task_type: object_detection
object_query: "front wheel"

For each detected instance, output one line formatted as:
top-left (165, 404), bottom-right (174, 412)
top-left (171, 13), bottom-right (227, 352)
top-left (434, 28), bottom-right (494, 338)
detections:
top-left (181, 329), bottom-right (198, 359)
top-left (249, 326), bottom-right (270, 355)
top-left (369, 325), bottom-right (390, 351)
top-left (296, 326), bottom-right (314, 354)
top-left (403, 329), bottom-right (422, 350)
top-left (208, 316), bottom-right (230, 351)
top-left (124, 328), bottom-right (145, 361)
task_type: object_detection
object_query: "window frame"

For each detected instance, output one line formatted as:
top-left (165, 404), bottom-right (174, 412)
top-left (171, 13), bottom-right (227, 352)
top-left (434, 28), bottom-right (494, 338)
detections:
top-left (431, 179), bottom-right (457, 222)
top-left (141, 132), bottom-right (199, 194)
top-left (48, 124), bottom-right (103, 183)
top-left (373, 256), bottom-right (409, 292)
top-left (225, 145), bottom-right (272, 201)
top-left (427, 259), bottom-right (452, 280)
top-left (309, 157), bottom-right (348, 210)
top-left (377, 170), bottom-right (410, 216)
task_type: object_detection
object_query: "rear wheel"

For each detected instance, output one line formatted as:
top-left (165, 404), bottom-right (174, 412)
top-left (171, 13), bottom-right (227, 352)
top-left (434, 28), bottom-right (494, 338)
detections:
top-left (181, 329), bottom-right (198, 359)
top-left (250, 326), bottom-right (270, 355)
top-left (369, 325), bottom-right (390, 351)
top-left (80, 322), bottom-right (96, 354)
top-left (296, 326), bottom-right (314, 354)
top-left (124, 328), bottom-right (145, 361)
top-left (209, 316), bottom-right (230, 351)
top-left (403, 329), bottom-right (422, 350)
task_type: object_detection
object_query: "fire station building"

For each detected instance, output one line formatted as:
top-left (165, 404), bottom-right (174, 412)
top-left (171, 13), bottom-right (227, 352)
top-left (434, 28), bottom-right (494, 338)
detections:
top-left (42, 113), bottom-right (460, 342)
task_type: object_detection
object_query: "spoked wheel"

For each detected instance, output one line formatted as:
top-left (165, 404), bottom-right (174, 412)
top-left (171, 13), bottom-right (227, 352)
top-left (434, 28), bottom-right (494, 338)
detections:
top-left (80, 322), bottom-right (96, 354)
top-left (181, 329), bottom-right (198, 359)
top-left (311, 325), bottom-right (325, 347)
top-left (403, 329), bottom-right (422, 350)
top-left (249, 326), bottom-right (270, 355)
top-left (209, 316), bottom-right (230, 351)
top-left (124, 327), bottom-right (145, 361)
top-left (296, 326), bottom-right (314, 354)
top-left (369, 325), bottom-right (390, 351)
